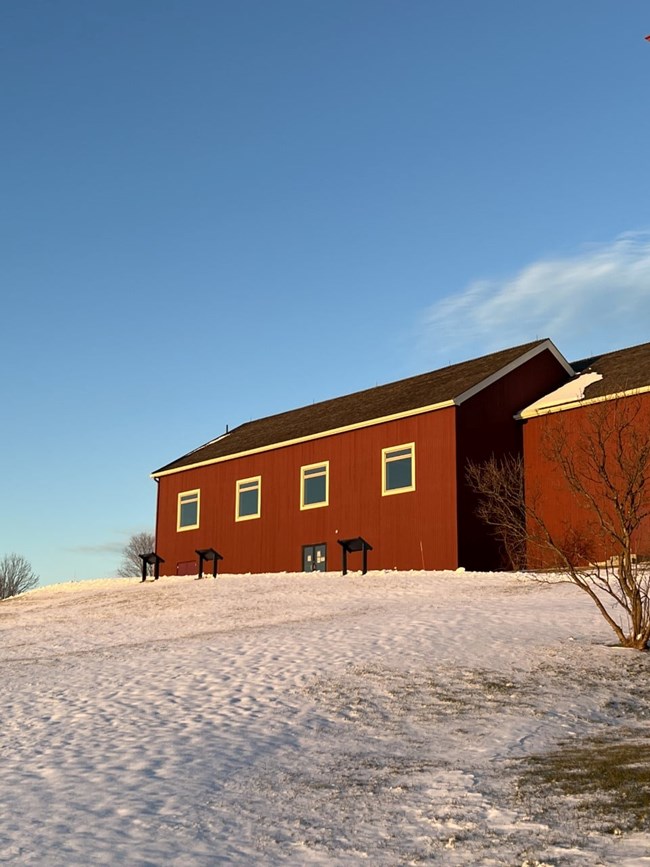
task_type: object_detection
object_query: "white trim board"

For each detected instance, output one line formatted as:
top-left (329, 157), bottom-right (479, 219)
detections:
top-left (518, 384), bottom-right (650, 419)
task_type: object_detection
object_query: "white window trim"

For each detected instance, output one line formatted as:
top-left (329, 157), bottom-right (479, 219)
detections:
top-left (177, 488), bottom-right (200, 531)
top-left (235, 475), bottom-right (261, 522)
top-left (300, 461), bottom-right (330, 511)
top-left (381, 442), bottom-right (416, 496)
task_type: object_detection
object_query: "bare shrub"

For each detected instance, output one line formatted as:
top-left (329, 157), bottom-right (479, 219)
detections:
top-left (117, 531), bottom-right (155, 578)
top-left (466, 453), bottom-right (527, 570)
top-left (468, 395), bottom-right (650, 650)
top-left (0, 553), bottom-right (39, 599)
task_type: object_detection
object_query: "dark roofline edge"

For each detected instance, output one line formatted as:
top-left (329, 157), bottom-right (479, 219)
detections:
top-left (151, 339), bottom-right (571, 478)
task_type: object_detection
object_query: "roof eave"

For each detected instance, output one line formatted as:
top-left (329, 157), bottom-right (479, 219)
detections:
top-left (151, 340), bottom-right (572, 479)
top-left (150, 398), bottom-right (457, 478)
top-left (518, 384), bottom-right (650, 419)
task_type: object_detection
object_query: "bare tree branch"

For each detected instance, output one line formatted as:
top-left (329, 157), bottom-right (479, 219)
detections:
top-left (0, 553), bottom-right (39, 600)
top-left (467, 394), bottom-right (650, 650)
top-left (117, 532), bottom-right (156, 578)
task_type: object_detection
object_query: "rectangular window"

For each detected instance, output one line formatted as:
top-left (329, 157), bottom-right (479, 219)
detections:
top-left (382, 443), bottom-right (415, 495)
top-left (300, 461), bottom-right (329, 510)
top-left (177, 489), bottom-right (200, 531)
top-left (236, 476), bottom-right (261, 521)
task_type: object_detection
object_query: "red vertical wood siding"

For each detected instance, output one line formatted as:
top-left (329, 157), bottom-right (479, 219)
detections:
top-left (456, 349), bottom-right (570, 570)
top-left (523, 393), bottom-right (650, 567)
top-left (156, 407), bottom-right (458, 575)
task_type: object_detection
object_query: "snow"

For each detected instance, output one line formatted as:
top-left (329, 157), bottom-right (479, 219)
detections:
top-left (2, 570), bottom-right (650, 865)
top-left (519, 372), bottom-right (604, 417)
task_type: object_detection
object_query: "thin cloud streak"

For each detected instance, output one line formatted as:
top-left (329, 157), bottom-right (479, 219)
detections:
top-left (422, 232), bottom-right (650, 362)
top-left (66, 528), bottom-right (152, 557)
top-left (66, 542), bottom-right (125, 556)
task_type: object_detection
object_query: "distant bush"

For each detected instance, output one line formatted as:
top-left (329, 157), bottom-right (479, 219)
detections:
top-left (0, 553), bottom-right (38, 599)
top-left (117, 531), bottom-right (155, 578)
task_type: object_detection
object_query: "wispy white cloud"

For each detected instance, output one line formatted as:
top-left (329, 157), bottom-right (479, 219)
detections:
top-left (66, 528), bottom-right (152, 557)
top-left (66, 541), bottom-right (125, 556)
top-left (421, 231), bottom-right (650, 363)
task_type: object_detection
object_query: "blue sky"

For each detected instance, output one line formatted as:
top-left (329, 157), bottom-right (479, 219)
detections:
top-left (2, 1), bottom-right (649, 586)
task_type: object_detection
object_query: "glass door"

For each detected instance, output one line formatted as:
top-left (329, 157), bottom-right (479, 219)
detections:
top-left (302, 543), bottom-right (327, 572)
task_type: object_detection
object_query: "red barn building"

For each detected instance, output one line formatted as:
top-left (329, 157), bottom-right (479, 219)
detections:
top-left (151, 339), bottom-right (572, 575)
top-left (520, 341), bottom-right (650, 567)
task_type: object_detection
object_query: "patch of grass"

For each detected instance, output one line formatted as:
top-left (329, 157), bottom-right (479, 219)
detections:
top-left (519, 735), bottom-right (650, 832)
top-left (303, 664), bottom-right (538, 732)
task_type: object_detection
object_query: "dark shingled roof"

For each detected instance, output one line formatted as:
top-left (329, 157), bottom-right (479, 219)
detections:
top-left (154, 340), bottom-right (551, 474)
top-left (572, 341), bottom-right (650, 400)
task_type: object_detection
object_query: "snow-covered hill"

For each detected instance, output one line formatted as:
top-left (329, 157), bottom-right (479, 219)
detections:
top-left (2, 571), bottom-right (650, 865)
